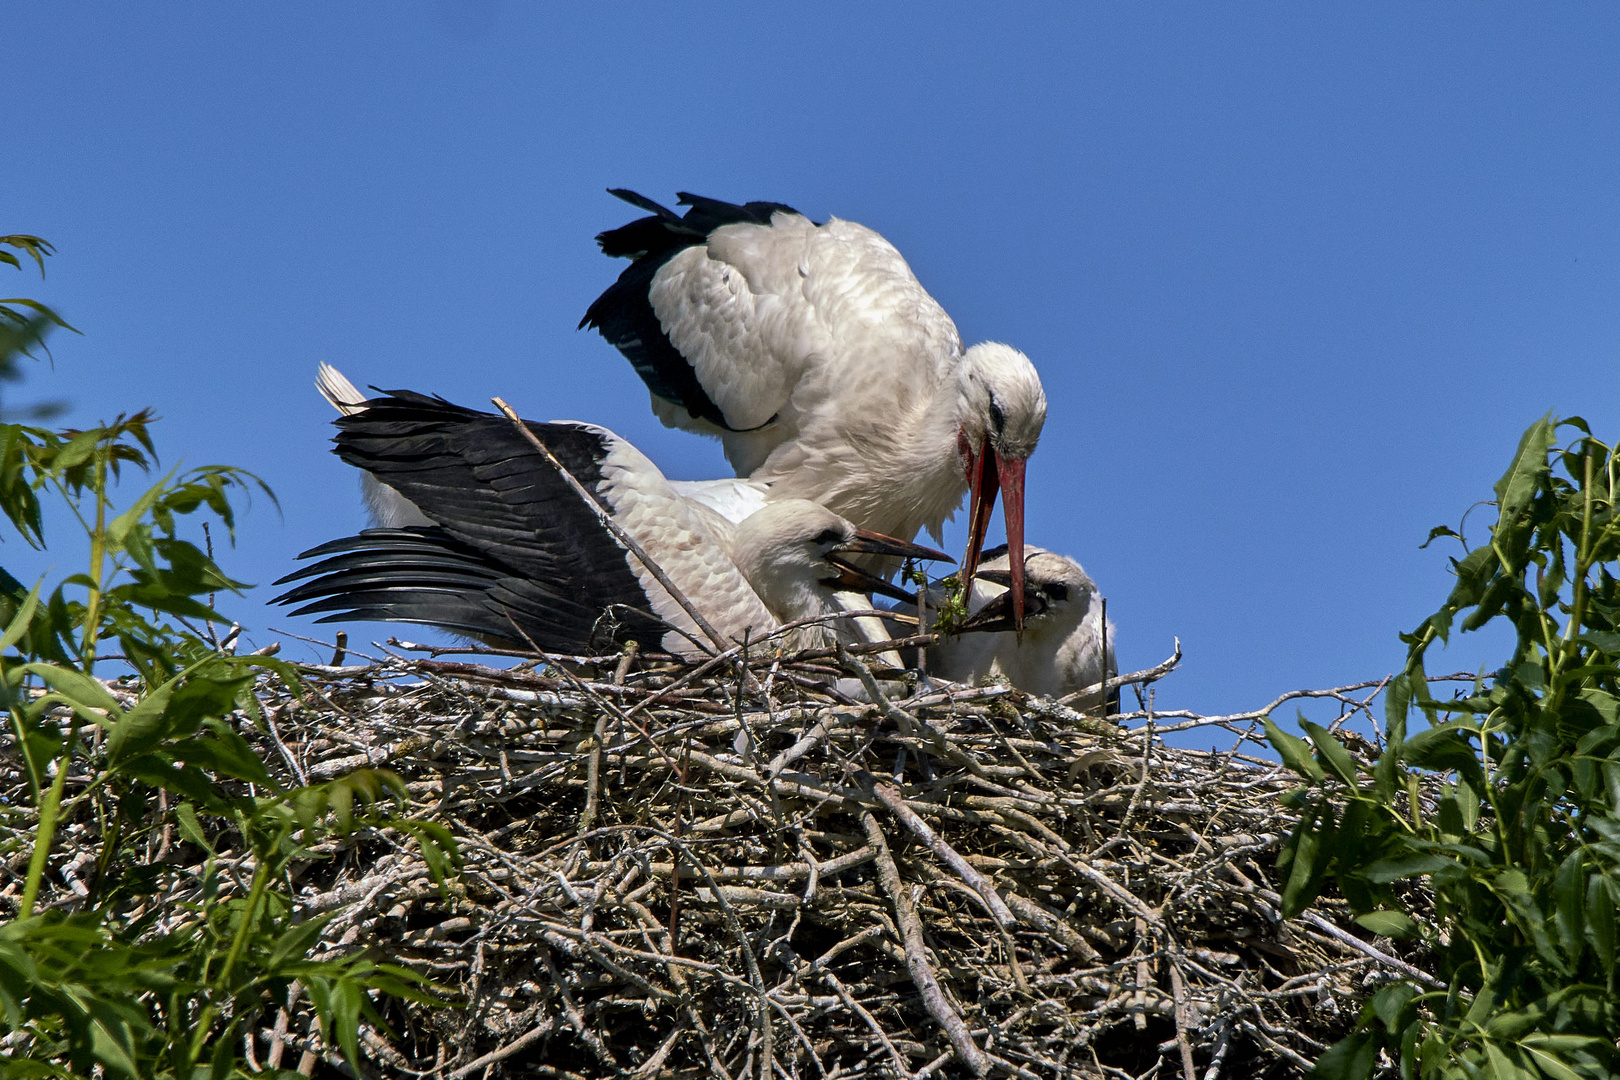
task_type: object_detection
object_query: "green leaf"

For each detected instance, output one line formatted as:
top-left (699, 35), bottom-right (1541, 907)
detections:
top-left (1553, 850), bottom-right (1585, 963)
top-left (174, 801), bottom-right (214, 853)
top-left (1603, 762), bottom-right (1620, 810)
top-left (1369, 982), bottom-right (1417, 1032)
top-left (1280, 802), bottom-right (1333, 917)
top-left (1364, 853), bottom-right (1459, 883)
top-left (1586, 876), bottom-right (1614, 969)
top-left (23, 662), bottom-right (125, 718)
top-left (1306, 1031), bottom-right (1380, 1080)
top-left (329, 977), bottom-right (363, 1065)
top-left (104, 467), bottom-right (178, 550)
top-left (1493, 415), bottom-right (1556, 526)
top-left (1420, 525), bottom-right (1464, 549)
top-left (1577, 632), bottom-right (1620, 658)
top-left (1384, 672), bottom-right (1411, 748)
top-left (0, 576), bottom-right (43, 654)
top-left (169, 723), bottom-right (273, 785)
top-left (268, 915), bottom-right (331, 970)
top-left (1519, 1040), bottom-right (1593, 1080)
top-left (1302, 720), bottom-right (1361, 788)
top-left (1266, 717), bottom-right (1326, 782)
top-left (85, 997), bottom-right (143, 1080)
top-left (104, 674), bottom-right (177, 765)
top-left (1401, 724), bottom-right (1480, 772)
top-left (1355, 909), bottom-right (1419, 940)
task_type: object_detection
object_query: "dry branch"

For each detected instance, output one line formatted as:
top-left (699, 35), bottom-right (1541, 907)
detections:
top-left (0, 640), bottom-right (1437, 1078)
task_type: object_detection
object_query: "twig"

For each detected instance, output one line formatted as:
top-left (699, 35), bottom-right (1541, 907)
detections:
top-left (861, 811), bottom-right (989, 1077)
top-left (493, 396), bottom-right (727, 655)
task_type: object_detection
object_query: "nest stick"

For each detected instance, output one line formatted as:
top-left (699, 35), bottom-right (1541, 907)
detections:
top-left (861, 811), bottom-right (990, 1077)
top-left (493, 396), bottom-right (728, 655)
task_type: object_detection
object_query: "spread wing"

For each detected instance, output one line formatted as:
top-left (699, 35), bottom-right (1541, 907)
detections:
top-left (274, 526), bottom-right (668, 653)
top-left (276, 390), bottom-right (770, 654)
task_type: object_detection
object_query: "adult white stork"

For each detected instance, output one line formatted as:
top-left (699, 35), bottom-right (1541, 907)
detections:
top-left (277, 388), bottom-right (949, 657)
top-left (581, 190), bottom-right (1048, 627)
top-left (931, 546), bottom-right (1118, 710)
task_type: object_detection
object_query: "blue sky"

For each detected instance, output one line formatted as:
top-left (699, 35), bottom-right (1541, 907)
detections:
top-left (7, 5), bottom-right (1619, 723)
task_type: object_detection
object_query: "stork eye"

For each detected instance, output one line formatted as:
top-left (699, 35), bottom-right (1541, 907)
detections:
top-left (1045, 582), bottom-right (1069, 602)
top-left (812, 528), bottom-right (843, 546)
top-left (988, 397), bottom-right (1006, 434)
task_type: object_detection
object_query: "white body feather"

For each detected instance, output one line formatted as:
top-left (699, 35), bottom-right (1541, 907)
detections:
top-left (641, 213), bottom-right (1046, 544)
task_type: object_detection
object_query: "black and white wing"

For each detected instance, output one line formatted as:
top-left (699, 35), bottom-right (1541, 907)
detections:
top-left (276, 391), bottom-right (772, 654)
top-left (275, 526), bottom-right (668, 652)
top-left (582, 190), bottom-right (962, 478)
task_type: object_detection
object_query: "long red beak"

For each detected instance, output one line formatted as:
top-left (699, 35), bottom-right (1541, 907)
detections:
top-left (961, 439), bottom-right (998, 588)
top-left (961, 442), bottom-right (1030, 631)
top-left (998, 454), bottom-right (1027, 631)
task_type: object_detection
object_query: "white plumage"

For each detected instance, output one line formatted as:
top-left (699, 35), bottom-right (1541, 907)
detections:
top-left (584, 191), bottom-right (1048, 627)
top-left (931, 547), bottom-right (1117, 708)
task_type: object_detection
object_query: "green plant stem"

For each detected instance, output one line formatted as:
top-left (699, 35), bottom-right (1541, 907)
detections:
top-left (189, 852), bottom-right (273, 1063)
top-left (19, 725), bottom-right (75, 917)
top-left (81, 451), bottom-right (108, 672)
top-left (5, 699), bottom-right (41, 800)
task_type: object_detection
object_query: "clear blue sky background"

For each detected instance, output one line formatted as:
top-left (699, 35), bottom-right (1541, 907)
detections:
top-left (6, 5), bottom-right (1618, 723)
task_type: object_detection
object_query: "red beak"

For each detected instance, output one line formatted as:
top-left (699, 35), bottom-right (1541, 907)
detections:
top-left (997, 454), bottom-right (1027, 631)
top-left (961, 441), bottom-right (1030, 632)
top-left (961, 439), bottom-right (998, 588)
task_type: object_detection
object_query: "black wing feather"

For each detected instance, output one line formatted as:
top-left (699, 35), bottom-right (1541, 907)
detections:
top-left (581, 189), bottom-right (805, 431)
top-left (274, 528), bottom-right (667, 652)
top-left (276, 392), bottom-right (673, 653)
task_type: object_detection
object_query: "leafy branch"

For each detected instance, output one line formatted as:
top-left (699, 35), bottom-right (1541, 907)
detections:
top-left (0, 237), bottom-right (459, 1079)
top-left (1271, 416), bottom-right (1620, 1080)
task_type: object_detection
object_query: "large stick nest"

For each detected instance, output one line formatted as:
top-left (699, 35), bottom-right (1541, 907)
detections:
top-left (8, 633), bottom-right (1434, 1079)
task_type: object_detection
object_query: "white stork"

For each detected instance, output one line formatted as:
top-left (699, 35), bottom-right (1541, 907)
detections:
top-left (278, 387), bottom-right (949, 657)
top-left (931, 546), bottom-right (1118, 710)
top-left (582, 190), bottom-right (1048, 627)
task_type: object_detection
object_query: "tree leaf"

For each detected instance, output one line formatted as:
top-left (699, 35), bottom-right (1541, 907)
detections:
top-left (104, 674), bottom-right (177, 766)
top-left (1355, 909), bottom-right (1418, 940)
top-left (1364, 853), bottom-right (1459, 884)
top-left (1494, 416), bottom-right (1556, 524)
top-left (1302, 720), bottom-right (1361, 788)
top-left (1553, 850), bottom-right (1585, 963)
top-left (1586, 876), bottom-right (1614, 970)
top-left (1266, 717), bottom-right (1326, 782)
top-left (0, 576), bottom-right (43, 654)
top-left (23, 661), bottom-right (124, 718)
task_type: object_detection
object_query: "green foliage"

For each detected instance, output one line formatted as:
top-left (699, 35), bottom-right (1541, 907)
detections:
top-left (1271, 416), bottom-right (1620, 1079)
top-left (0, 236), bottom-right (75, 421)
top-left (0, 240), bottom-right (460, 1077)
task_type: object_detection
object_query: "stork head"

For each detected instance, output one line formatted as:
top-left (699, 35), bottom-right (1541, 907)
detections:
top-left (957, 546), bottom-right (1095, 637)
top-left (954, 343), bottom-right (1047, 631)
top-left (734, 500), bottom-right (953, 625)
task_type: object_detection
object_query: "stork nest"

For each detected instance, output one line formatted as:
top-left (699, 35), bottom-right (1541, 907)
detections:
top-left (7, 631), bottom-right (1437, 1079)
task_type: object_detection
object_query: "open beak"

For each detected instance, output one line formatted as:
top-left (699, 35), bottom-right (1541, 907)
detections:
top-left (955, 572), bottom-right (1048, 634)
top-left (961, 441), bottom-right (1029, 631)
top-left (825, 530), bottom-right (953, 605)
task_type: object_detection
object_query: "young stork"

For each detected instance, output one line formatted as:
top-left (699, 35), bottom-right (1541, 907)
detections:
top-left (931, 546), bottom-right (1118, 711)
top-left (582, 190), bottom-right (1048, 627)
top-left (278, 388), bottom-right (948, 657)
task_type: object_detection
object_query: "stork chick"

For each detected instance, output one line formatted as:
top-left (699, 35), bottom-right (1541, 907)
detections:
top-left (932, 546), bottom-right (1117, 711)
